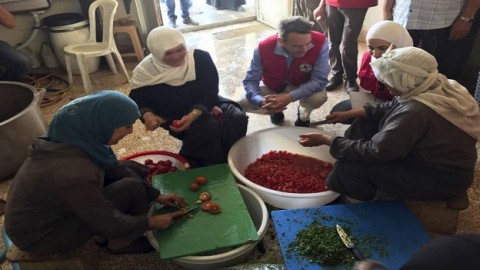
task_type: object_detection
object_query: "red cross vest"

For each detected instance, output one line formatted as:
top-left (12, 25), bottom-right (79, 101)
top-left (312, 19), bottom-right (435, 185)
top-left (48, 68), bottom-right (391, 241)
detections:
top-left (258, 31), bottom-right (325, 92)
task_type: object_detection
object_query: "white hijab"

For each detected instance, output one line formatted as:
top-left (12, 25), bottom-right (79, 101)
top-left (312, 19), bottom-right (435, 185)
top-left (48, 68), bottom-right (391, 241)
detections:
top-left (130, 26), bottom-right (196, 89)
top-left (370, 47), bottom-right (480, 140)
top-left (366, 20), bottom-right (413, 48)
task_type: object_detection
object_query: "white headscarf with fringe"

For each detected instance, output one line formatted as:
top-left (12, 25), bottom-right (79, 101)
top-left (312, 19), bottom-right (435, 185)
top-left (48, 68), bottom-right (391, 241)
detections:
top-left (370, 47), bottom-right (480, 140)
top-left (130, 26), bottom-right (196, 89)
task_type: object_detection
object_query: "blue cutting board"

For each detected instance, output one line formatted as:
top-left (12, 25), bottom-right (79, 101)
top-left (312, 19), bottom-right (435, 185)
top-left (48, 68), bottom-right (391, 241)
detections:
top-left (272, 200), bottom-right (431, 270)
top-left (151, 164), bottom-right (259, 259)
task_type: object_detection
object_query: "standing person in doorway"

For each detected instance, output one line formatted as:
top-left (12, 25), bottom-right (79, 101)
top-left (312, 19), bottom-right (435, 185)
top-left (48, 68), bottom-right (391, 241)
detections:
top-left (0, 4), bottom-right (32, 82)
top-left (165, 0), bottom-right (199, 28)
top-left (314, 0), bottom-right (378, 94)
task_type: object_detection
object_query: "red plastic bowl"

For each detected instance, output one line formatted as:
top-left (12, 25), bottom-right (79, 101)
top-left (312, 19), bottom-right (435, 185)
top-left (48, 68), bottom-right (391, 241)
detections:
top-left (122, 150), bottom-right (190, 171)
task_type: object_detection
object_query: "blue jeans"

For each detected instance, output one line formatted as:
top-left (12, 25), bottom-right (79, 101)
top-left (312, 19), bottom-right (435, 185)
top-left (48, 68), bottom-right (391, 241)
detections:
top-left (0, 41), bottom-right (32, 82)
top-left (165, 0), bottom-right (191, 21)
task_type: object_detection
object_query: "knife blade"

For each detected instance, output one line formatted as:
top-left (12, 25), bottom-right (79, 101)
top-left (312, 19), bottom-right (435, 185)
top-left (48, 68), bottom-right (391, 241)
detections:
top-left (309, 119), bottom-right (331, 126)
top-left (336, 224), bottom-right (366, 260)
top-left (182, 205), bottom-right (200, 214)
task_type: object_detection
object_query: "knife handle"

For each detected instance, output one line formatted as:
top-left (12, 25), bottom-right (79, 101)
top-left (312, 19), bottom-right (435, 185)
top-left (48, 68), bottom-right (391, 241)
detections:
top-left (351, 248), bottom-right (366, 261)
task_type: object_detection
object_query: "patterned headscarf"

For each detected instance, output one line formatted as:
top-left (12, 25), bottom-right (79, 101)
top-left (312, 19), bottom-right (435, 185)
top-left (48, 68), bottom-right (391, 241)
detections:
top-left (48, 90), bottom-right (140, 167)
top-left (370, 47), bottom-right (480, 140)
top-left (130, 26), bottom-right (196, 89)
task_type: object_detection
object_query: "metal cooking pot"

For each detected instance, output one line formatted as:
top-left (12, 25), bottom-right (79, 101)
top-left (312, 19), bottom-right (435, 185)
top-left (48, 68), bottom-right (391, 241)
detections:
top-left (0, 81), bottom-right (47, 180)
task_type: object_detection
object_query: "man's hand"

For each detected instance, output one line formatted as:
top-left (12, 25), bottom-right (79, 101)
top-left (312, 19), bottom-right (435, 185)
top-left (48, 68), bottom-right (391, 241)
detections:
top-left (313, 0), bottom-right (326, 21)
top-left (298, 133), bottom-right (332, 147)
top-left (449, 19), bottom-right (472, 40)
top-left (260, 93), bottom-right (292, 114)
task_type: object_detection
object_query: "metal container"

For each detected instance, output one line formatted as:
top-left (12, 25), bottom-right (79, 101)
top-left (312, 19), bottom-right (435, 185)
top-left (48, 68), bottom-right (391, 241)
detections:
top-left (0, 81), bottom-right (47, 180)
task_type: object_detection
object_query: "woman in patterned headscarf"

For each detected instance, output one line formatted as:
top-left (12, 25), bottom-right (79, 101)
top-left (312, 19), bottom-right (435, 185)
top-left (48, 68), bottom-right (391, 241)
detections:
top-left (129, 26), bottom-right (248, 168)
top-left (298, 47), bottom-right (480, 202)
top-left (5, 91), bottom-right (187, 256)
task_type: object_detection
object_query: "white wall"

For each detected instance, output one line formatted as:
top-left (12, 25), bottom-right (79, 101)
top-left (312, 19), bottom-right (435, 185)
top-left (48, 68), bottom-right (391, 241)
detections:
top-left (360, 0), bottom-right (384, 42)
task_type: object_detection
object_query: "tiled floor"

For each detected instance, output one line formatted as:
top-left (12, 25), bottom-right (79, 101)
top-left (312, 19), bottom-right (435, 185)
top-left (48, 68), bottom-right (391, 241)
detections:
top-left (1, 20), bottom-right (479, 270)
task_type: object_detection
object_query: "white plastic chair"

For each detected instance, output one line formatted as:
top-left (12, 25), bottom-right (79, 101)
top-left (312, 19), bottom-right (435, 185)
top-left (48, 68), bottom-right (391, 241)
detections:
top-left (64, 0), bottom-right (130, 94)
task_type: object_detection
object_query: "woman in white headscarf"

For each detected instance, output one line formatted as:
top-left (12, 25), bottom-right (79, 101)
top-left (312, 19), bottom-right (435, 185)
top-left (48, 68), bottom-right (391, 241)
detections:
top-left (298, 47), bottom-right (480, 201)
top-left (129, 27), bottom-right (248, 168)
top-left (330, 20), bottom-right (413, 122)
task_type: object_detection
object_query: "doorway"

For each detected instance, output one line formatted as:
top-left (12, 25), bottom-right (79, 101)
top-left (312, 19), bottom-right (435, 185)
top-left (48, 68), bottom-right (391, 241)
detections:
top-left (155, 0), bottom-right (257, 32)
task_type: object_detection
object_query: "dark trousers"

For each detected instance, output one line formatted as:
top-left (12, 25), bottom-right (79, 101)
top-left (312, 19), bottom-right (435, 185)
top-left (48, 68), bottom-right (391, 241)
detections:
top-left (326, 5), bottom-right (368, 81)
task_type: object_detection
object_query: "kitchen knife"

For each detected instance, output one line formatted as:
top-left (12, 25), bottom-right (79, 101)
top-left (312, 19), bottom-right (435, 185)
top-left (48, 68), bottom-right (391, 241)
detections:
top-left (336, 224), bottom-right (366, 260)
top-left (309, 119), bottom-right (331, 126)
top-left (182, 205), bottom-right (200, 214)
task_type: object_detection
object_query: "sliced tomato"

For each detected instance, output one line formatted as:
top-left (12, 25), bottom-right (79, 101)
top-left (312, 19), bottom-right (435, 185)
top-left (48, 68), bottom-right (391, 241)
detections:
top-left (199, 192), bottom-right (211, 202)
top-left (201, 201), bottom-right (214, 211)
top-left (201, 201), bottom-right (221, 214)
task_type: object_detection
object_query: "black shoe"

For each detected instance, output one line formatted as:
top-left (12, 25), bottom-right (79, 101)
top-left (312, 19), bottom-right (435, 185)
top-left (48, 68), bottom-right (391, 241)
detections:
top-left (108, 236), bottom-right (155, 255)
top-left (345, 80), bottom-right (359, 94)
top-left (169, 20), bottom-right (176, 28)
top-left (295, 106), bottom-right (310, 127)
top-left (294, 117), bottom-right (310, 127)
top-left (270, 112), bottom-right (284, 125)
top-left (325, 78), bottom-right (343, 91)
top-left (183, 16), bottom-right (199, 26)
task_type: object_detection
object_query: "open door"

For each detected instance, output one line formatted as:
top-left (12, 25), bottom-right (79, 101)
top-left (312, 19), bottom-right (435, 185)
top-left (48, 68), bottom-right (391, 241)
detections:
top-left (256, 0), bottom-right (293, 28)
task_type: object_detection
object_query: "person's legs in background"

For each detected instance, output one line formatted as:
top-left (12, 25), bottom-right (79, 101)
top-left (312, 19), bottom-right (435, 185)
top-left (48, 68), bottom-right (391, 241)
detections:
top-left (338, 7), bottom-right (368, 94)
top-left (325, 5), bottom-right (345, 91)
top-left (180, 0), bottom-right (199, 26)
top-left (165, 0), bottom-right (178, 28)
top-left (0, 41), bottom-right (32, 82)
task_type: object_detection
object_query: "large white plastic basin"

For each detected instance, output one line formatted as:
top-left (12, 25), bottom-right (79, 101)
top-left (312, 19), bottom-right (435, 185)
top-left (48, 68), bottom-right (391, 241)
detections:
top-left (147, 184), bottom-right (269, 269)
top-left (228, 126), bottom-right (340, 209)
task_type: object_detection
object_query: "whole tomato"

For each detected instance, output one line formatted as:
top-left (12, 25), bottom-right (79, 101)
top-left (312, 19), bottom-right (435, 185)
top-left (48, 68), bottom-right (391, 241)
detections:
top-left (172, 120), bottom-right (182, 128)
top-left (195, 176), bottom-right (207, 185)
top-left (190, 183), bottom-right (199, 191)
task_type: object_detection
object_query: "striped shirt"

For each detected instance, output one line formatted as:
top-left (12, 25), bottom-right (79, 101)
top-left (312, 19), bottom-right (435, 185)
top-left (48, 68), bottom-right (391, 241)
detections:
top-left (393, 0), bottom-right (464, 30)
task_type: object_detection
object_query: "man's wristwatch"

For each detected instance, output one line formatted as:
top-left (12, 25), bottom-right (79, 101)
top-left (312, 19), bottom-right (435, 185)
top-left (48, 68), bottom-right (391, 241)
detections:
top-left (459, 16), bottom-right (474, 23)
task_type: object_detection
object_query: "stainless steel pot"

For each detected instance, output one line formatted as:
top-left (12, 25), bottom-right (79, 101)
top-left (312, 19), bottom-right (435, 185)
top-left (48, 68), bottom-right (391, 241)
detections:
top-left (0, 81), bottom-right (47, 180)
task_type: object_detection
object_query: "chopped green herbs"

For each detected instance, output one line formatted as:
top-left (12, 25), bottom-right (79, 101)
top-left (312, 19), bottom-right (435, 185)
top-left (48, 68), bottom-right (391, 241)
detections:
top-left (286, 213), bottom-right (390, 269)
top-left (287, 220), bottom-right (356, 268)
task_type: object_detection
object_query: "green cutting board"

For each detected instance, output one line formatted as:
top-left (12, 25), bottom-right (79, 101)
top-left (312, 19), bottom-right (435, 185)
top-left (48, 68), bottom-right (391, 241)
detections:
top-left (150, 164), bottom-right (259, 259)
